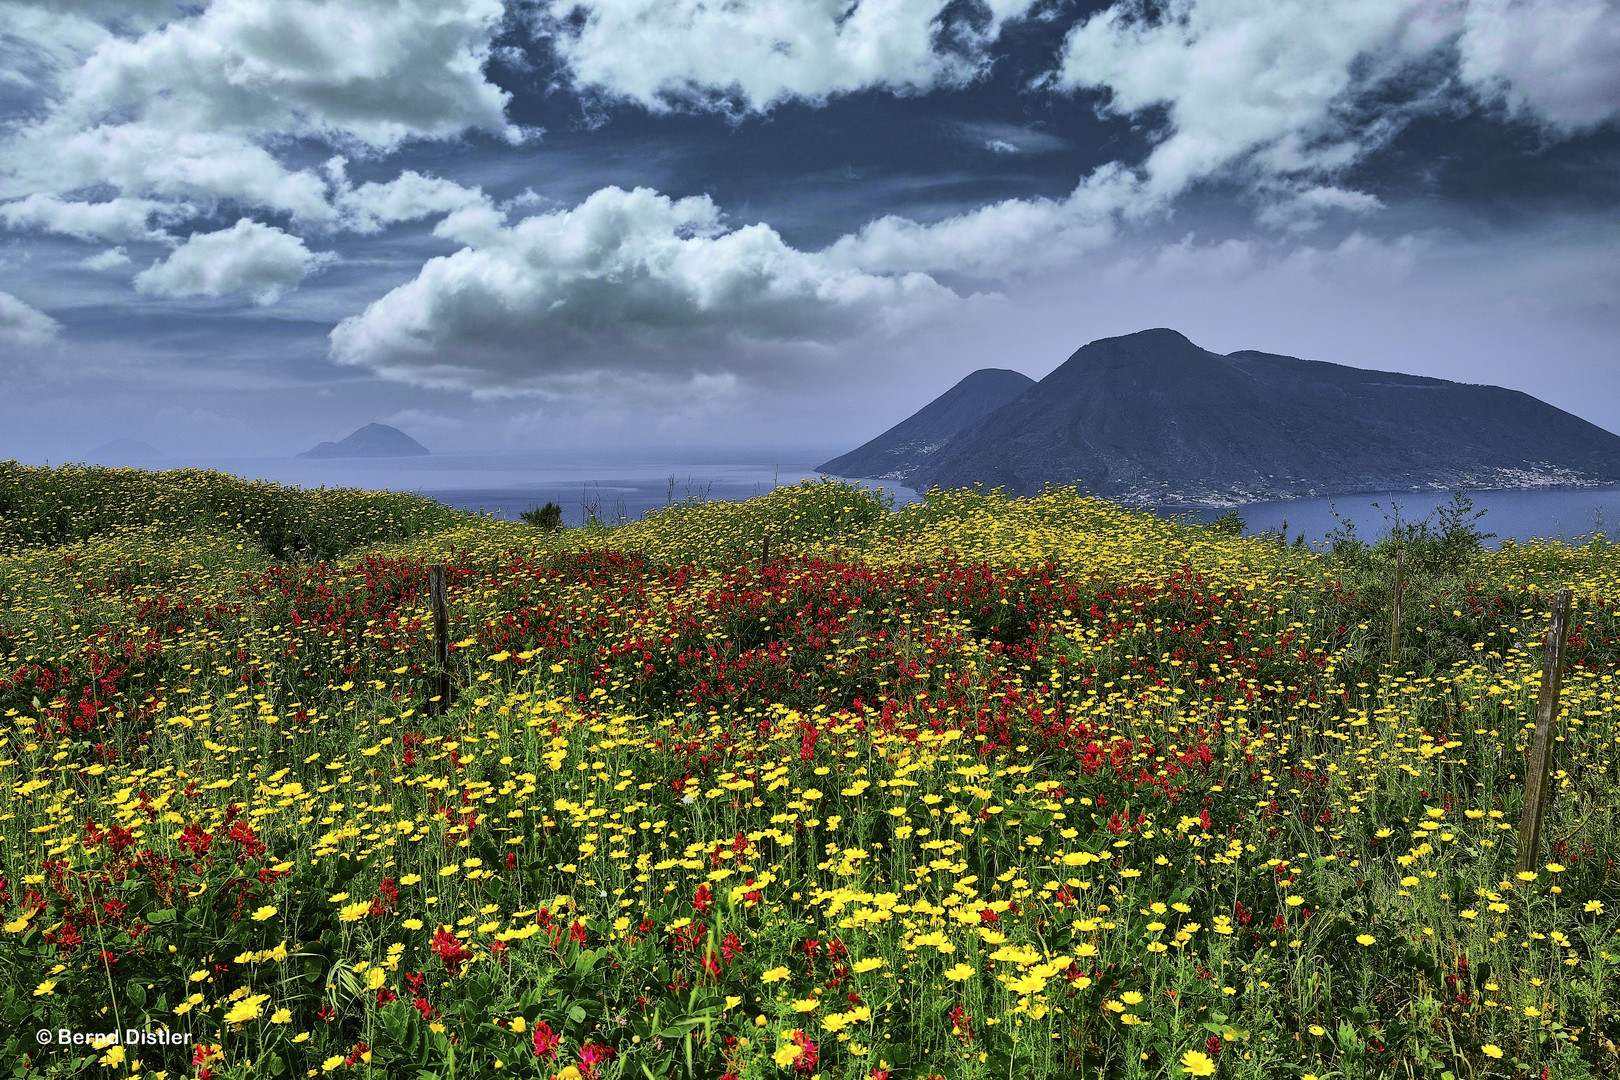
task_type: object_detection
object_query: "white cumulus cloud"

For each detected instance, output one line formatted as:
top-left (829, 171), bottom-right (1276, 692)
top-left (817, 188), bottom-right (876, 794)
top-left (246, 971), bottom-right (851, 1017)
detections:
top-left (134, 218), bottom-right (336, 304)
top-left (529, 0), bottom-right (1040, 114)
top-left (79, 246), bottom-right (132, 271)
top-left (46, 0), bottom-right (518, 149)
top-left (0, 0), bottom-right (521, 241)
top-left (0, 193), bottom-right (193, 242)
top-left (0, 289), bottom-right (59, 346)
top-left (1458, 0), bottom-right (1620, 132)
top-left (330, 163), bottom-right (491, 234)
top-left (824, 163), bottom-right (1144, 278)
top-left (329, 185), bottom-right (959, 391)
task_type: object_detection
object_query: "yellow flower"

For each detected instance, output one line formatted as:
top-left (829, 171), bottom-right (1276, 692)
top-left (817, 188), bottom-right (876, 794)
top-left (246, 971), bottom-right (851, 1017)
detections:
top-left (852, 957), bottom-right (883, 973)
top-left (271, 1008), bottom-right (292, 1024)
top-left (322, 1054), bottom-right (346, 1072)
top-left (761, 966), bottom-right (792, 983)
top-left (1121, 991), bottom-right (1144, 1006)
top-left (791, 998), bottom-right (819, 1013)
top-left (99, 1045), bottom-right (125, 1067)
top-left (944, 964), bottom-right (974, 982)
top-left (368, 968), bottom-right (387, 991)
top-left (511, 1016), bottom-right (526, 1034)
top-left (340, 901), bottom-right (372, 923)
top-left (1545, 862), bottom-right (1565, 873)
top-left (1356, 934), bottom-right (1376, 946)
top-left (1516, 871), bottom-right (1539, 882)
top-left (1181, 1049), bottom-right (1217, 1076)
top-left (402, 918), bottom-right (424, 930)
top-left (251, 905), bottom-right (277, 921)
top-left (1483, 1044), bottom-right (1503, 1058)
top-left (33, 980), bottom-right (56, 996)
top-left (224, 993), bottom-right (269, 1024)
top-left (1585, 900), bottom-right (1605, 914)
top-left (1285, 895), bottom-right (1304, 907)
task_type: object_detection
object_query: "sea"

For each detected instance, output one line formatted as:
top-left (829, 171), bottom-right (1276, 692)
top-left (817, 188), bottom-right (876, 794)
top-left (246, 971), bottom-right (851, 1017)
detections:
top-left (165, 451), bottom-right (1619, 549)
top-left (1158, 485), bottom-right (1620, 549)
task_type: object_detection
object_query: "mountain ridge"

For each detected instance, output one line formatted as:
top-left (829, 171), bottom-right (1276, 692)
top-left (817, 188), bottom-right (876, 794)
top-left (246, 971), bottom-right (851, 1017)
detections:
top-left (830, 329), bottom-right (1620, 506)
top-left (817, 368), bottom-right (1035, 482)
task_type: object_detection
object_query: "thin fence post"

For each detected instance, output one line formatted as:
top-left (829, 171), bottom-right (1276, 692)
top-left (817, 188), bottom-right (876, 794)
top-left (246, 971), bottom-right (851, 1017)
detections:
top-left (429, 564), bottom-right (449, 716)
top-left (761, 533), bottom-right (771, 567)
top-left (1515, 588), bottom-right (1573, 876)
top-left (1388, 547), bottom-right (1404, 668)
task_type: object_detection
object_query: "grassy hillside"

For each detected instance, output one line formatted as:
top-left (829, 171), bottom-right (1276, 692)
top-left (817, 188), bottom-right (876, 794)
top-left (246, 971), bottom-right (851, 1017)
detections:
top-left (2, 468), bottom-right (1617, 1080)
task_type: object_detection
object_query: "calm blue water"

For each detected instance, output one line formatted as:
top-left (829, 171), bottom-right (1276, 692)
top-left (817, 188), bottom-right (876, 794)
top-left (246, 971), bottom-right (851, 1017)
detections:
top-left (162, 451), bottom-right (1619, 546)
top-left (1157, 486), bottom-right (1620, 549)
top-left (178, 452), bottom-right (919, 529)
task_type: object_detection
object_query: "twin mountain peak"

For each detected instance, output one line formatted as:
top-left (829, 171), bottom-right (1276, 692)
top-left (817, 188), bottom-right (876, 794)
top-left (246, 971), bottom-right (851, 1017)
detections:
top-left (818, 328), bottom-right (1620, 507)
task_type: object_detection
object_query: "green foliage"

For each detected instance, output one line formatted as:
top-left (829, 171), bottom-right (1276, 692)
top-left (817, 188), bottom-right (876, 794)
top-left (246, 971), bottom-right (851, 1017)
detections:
top-left (1327, 488), bottom-right (1495, 575)
top-left (1206, 509), bottom-right (1246, 536)
top-left (519, 502), bottom-right (563, 532)
top-left (0, 461), bottom-right (468, 561)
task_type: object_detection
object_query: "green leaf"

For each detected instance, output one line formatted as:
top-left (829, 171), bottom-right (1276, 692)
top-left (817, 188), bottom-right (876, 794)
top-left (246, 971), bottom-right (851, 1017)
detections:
top-left (568, 1004), bottom-right (586, 1025)
top-left (147, 908), bottom-right (175, 924)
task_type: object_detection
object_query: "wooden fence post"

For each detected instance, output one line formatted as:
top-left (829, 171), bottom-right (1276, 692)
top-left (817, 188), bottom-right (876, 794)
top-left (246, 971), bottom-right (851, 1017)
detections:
top-left (761, 533), bottom-right (771, 567)
top-left (1388, 547), bottom-right (1404, 668)
top-left (429, 564), bottom-right (449, 716)
top-left (1515, 588), bottom-right (1573, 876)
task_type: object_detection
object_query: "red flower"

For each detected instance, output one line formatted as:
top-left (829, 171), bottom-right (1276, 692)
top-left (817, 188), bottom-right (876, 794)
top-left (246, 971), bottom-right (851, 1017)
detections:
top-left (431, 927), bottom-right (471, 976)
top-left (789, 1030), bottom-right (818, 1074)
top-left (578, 1042), bottom-right (617, 1079)
top-left (531, 1020), bottom-right (560, 1061)
top-left (693, 883), bottom-right (715, 915)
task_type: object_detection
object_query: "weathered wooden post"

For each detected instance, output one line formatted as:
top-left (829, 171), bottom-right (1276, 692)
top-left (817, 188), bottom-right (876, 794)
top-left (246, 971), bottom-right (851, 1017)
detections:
top-left (1515, 588), bottom-right (1573, 876)
top-left (761, 533), bottom-right (771, 567)
top-left (1388, 547), bottom-right (1404, 668)
top-left (429, 564), bottom-right (449, 716)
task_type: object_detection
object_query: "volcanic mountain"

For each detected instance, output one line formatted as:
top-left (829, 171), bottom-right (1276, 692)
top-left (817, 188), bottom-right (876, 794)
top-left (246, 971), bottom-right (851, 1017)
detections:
top-left (298, 423), bottom-right (429, 459)
top-left (817, 368), bottom-right (1035, 482)
top-left (832, 329), bottom-right (1620, 507)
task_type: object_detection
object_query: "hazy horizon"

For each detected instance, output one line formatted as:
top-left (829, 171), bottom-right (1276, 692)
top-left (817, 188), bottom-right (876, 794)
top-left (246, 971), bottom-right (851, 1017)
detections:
top-left (1, 1), bottom-right (1616, 464)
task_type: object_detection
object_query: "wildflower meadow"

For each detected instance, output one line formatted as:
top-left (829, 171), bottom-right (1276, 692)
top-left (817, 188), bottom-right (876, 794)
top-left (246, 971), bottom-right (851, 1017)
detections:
top-left (3, 461), bottom-right (1618, 1080)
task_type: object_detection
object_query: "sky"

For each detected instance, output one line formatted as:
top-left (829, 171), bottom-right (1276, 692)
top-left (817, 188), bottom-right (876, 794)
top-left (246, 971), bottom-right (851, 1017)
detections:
top-left (0, 0), bottom-right (1617, 465)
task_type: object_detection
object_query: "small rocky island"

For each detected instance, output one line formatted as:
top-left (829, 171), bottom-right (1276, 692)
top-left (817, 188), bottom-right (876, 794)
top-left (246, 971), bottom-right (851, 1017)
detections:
top-left (298, 423), bottom-right (429, 459)
top-left (820, 328), bottom-right (1620, 507)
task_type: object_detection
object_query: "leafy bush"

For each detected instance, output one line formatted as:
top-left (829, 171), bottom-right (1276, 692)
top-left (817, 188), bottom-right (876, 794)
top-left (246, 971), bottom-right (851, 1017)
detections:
top-left (520, 501), bottom-right (564, 531)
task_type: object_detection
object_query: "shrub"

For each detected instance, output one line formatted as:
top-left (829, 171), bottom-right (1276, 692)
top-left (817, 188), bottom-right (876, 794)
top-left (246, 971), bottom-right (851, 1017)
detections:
top-left (521, 501), bottom-right (564, 531)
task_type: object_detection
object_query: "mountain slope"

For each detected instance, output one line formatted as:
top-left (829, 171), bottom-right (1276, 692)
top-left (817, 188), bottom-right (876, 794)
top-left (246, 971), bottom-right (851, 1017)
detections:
top-left (298, 423), bottom-right (429, 459)
top-left (887, 329), bottom-right (1620, 505)
top-left (817, 368), bottom-right (1035, 482)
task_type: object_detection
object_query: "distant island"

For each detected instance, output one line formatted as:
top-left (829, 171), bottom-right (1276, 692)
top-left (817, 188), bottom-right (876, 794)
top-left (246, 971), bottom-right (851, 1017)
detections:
top-left (298, 423), bottom-right (429, 459)
top-left (820, 328), bottom-right (1620, 507)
